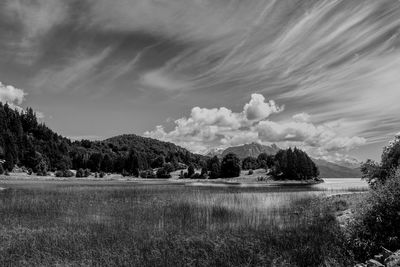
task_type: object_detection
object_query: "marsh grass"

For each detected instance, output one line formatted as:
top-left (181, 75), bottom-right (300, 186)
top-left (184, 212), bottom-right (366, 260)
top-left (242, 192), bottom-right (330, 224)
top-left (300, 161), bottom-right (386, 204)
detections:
top-left (0, 182), bottom-right (354, 266)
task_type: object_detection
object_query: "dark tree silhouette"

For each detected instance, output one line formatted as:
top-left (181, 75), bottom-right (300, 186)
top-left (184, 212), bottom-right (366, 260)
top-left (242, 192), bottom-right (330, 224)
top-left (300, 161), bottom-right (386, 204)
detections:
top-left (220, 153), bottom-right (241, 178)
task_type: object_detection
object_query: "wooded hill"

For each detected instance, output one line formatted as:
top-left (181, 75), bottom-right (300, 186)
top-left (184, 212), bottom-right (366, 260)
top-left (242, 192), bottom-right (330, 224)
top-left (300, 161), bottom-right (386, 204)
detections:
top-left (0, 103), bottom-right (204, 175)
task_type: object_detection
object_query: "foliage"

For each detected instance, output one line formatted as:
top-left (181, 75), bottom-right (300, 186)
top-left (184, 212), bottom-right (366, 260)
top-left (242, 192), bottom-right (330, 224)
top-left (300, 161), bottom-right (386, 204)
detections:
top-left (187, 164), bottom-right (195, 178)
top-left (140, 170), bottom-right (156, 179)
top-left (348, 172), bottom-right (400, 261)
top-left (55, 170), bottom-right (74, 178)
top-left (360, 159), bottom-right (386, 187)
top-left (220, 153), bottom-right (241, 178)
top-left (76, 168), bottom-right (90, 178)
top-left (242, 156), bottom-right (258, 170)
top-left (257, 153), bottom-right (275, 169)
top-left (207, 156), bottom-right (221, 179)
top-left (248, 169), bottom-right (254, 175)
top-left (362, 134), bottom-right (400, 186)
top-left (271, 148), bottom-right (319, 180)
top-left (156, 167), bottom-right (172, 179)
top-left (0, 163), bottom-right (3, 175)
top-left (163, 163), bottom-right (175, 174)
top-left (99, 171), bottom-right (105, 178)
top-left (35, 159), bottom-right (48, 176)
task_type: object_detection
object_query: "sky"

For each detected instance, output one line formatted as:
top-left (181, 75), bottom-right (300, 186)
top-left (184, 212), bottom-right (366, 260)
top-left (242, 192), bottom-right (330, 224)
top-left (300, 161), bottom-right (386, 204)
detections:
top-left (0, 0), bottom-right (400, 163)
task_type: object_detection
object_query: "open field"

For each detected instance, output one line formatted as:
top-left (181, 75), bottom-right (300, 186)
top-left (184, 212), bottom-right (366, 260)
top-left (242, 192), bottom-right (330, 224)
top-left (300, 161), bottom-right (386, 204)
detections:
top-left (0, 178), bottom-right (366, 266)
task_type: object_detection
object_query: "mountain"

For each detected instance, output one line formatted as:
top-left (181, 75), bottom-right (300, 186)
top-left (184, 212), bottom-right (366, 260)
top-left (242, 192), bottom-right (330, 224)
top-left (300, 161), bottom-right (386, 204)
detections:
top-left (312, 158), bottom-right (362, 178)
top-left (220, 143), bottom-right (280, 159)
top-left (213, 142), bottom-right (362, 178)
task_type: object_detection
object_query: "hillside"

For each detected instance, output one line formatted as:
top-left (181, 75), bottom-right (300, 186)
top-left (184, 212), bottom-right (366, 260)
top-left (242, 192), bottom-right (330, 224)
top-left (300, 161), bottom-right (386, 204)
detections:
top-left (312, 158), bottom-right (362, 178)
top-left (0, 103), bottom-right (203, 174)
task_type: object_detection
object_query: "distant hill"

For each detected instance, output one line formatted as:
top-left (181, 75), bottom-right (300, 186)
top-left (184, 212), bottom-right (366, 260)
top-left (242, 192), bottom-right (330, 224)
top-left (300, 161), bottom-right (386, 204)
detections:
top-left (219, 143), bottom-right (280, 159)
top-left (212, 142), bottom-right (362, 178)
top-left (312, 158), bottom-right (362, 178)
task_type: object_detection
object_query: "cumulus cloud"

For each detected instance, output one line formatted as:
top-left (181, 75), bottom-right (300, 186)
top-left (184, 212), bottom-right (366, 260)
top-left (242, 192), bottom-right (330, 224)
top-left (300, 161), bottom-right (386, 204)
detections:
top-left (256, 120), bottom-right (366, 151)
top-left (244, 94), bottom-right (283, 121)
top-left (144, 94), bottom-right (281, 153)
top-left (0, 82), bottom-right (26, 105)
top-left (292, 113), bottom-right (311, 123)
top-left (145, 94), bottom-right (366, 154)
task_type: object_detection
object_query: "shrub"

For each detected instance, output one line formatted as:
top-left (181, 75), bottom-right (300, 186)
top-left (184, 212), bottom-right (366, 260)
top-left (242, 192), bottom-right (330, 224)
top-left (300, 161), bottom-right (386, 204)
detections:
top-left (55, 170), bottom-right (74, 178)
top-left (348, 171), bottom-right (400, 261)
top-left (0, 163), bottom-right (3, 175)
top-left (163, 163), bottom-right (175, 173)
top-left (242, 156), bottom-right (258, 170)
top-left (248, 169), bottom-right (254, 175)
top-left (207, 156), bottom-right (221, 179)
top-left (121, 169), bottom-right (129, 177)
top-left (187, 164), bottom-right (195, 178)
top-left (140, 170), bottom-right (156, 179)
top-left (156, 167), bottom-right (171, 179)
top-left (220, 153), bottom-right (241, 178)
top-left (99, 171), bottom-right (105, 178)
top-left (35, 159), bottom-right (48, 176)
top-left (191, 173), bottom-right (204, 179)
top-left (76, 168), bottom-right (91, 178)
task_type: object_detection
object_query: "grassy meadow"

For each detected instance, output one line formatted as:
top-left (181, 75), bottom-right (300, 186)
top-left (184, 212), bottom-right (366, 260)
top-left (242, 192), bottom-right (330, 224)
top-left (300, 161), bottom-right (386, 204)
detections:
top-left (0, 180), bottom-right (357, 266)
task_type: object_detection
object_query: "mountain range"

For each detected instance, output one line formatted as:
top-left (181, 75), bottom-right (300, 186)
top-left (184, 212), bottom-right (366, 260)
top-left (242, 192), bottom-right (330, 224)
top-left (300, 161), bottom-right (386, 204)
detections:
top-left (207, 143), bottom-right (362, 178)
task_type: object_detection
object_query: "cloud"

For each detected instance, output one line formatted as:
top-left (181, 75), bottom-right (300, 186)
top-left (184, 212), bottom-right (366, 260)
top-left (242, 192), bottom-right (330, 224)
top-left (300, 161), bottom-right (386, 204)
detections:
top-left (256, 120), bottom-right (366, 151)
top-left (5, 0), bottom-right (68, 62)
top-left (144, 93), bottom-right (281, 153)
top-left (244, 94), bottom-right (283, 121)
top-left (140, 69), bottom-right (188, 91)
top-left (33, 48), bottom-right (113, 93)
top-left (0, 82), bottom-right (26, 105)
top-left (145, 94), bottom-right (366, 154)
top-left (292, 113), bottom-right (311, 123)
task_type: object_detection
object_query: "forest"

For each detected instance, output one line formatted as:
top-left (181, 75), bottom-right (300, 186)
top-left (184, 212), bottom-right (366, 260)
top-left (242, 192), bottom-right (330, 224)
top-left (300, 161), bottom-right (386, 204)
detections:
top-left (0, 103), bottom-right (204, 176)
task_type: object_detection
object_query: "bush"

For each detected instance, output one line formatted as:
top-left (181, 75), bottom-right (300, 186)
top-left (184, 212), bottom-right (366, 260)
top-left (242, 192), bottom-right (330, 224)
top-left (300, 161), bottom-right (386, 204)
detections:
top-left (140, 170), bottom-right (156, 179)
top-left (156, 168), bottom-right (171, 179)
top-left (220, 153), bottom-right (241, 178)
top-left (121, 169), bottom-right (129, 177)
top-left (163, 163), bottom-right (175, 173)
top-left (55, 170), bottom-right (74, 178)
top-left (187, 164), bottom-right (195, 178)
top-left (248, 169), bottom-right (254, 175)
top-left (76, 168), bottom-right (91, 178)
top-left (0, 164), bottom-right (3, 175)
top-left (99, 171), bottom-right (105, 178)
top-left (242, 156), bottom-right (258, 170)
top-left (35, 159), bottom-right (48, 176)
top-left (207, 156), bottom-right (221, 179)
top-left (348, 172), bottom-right (400, 261)
top-left (191, 173), bottom-right (204, 179)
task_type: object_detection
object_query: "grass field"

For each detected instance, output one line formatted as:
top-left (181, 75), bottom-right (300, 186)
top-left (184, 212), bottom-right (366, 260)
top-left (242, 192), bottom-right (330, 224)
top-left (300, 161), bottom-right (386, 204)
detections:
top-left (0, 180), bottom-right (357, 266)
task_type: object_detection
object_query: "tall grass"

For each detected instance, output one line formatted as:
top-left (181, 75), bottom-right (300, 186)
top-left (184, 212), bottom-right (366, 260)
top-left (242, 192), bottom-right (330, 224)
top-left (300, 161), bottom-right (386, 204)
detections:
top-left (0, 182), bottom-right (353, 266)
